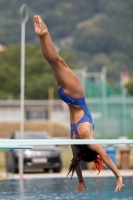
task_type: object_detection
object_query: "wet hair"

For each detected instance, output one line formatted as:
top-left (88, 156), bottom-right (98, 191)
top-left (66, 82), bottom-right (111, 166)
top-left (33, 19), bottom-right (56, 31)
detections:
top-left (67, 145), bottom-right (104, 178)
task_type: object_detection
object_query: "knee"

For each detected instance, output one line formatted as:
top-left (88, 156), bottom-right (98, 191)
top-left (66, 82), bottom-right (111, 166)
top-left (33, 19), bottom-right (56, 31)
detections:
top-left (55, 56), bottom-right (64, 64)
top-left (50, 56), bottom-right (66, 67)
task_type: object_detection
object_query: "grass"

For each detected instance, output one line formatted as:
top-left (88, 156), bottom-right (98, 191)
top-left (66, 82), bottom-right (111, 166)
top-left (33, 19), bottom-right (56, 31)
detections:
top-left (0, 121), bottom-right (70, 138)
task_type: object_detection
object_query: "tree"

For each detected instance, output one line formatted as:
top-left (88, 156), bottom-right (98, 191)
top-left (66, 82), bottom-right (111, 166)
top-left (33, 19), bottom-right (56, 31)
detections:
top-left (125, 79), bottom-right (133, 96)
top-left (0, 44), bottom-right (74, 100)
top-left (0, 0), bottom-right (132, 83)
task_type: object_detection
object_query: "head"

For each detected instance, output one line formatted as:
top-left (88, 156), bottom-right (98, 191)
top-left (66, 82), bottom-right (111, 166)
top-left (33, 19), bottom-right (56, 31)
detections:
top-left (67, 145), bottom-right (104, 178)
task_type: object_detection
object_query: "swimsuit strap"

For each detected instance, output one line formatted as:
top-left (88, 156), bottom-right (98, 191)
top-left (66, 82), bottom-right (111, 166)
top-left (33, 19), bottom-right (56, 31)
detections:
top-left (58, 87), bottom-right (86, 108)
top-left (71, 124), bottom-right (81, 139)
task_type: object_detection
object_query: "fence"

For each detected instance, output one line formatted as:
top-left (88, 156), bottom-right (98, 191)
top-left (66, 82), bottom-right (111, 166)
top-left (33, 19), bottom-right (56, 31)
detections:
top-left (75, 68), bottom-right (133, 139)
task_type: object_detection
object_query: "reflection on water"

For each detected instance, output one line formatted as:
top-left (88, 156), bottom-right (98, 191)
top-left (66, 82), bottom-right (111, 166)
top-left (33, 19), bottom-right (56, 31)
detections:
top-left (0, 177), bottom-right (132, 200)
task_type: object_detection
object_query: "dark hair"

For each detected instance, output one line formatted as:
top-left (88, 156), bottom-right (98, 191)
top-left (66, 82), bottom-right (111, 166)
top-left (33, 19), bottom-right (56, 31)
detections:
top-left (67, 145), bottom-right (104, 178)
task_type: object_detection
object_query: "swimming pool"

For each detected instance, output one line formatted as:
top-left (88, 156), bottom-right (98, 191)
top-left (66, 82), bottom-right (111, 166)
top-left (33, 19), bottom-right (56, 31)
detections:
top-left (0, 177), bottom-right (132, 200)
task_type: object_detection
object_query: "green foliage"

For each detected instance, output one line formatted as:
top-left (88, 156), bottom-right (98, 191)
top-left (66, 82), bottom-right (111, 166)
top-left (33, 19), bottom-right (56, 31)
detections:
top-left (0, 45), bottom-right (20, 99)
top-left (0, 0), bottom-right (133, 94)
top-left (0, 44), bottom-right (74, 100)
top-left (125, 79), bottom-right (133, 96)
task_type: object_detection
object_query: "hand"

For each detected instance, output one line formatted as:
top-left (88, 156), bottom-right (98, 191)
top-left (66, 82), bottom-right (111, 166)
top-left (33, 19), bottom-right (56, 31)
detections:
top-left (76, 182), bottom-right (87, 195)
top-left (115, 176), bottom-right (125, 192)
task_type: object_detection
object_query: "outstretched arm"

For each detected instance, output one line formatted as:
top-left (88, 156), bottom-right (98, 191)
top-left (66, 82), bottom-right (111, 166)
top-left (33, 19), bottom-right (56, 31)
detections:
top-left (71, 145), bottom-right (87, 195)
top-left (88, 143), bottom-right (125, 192)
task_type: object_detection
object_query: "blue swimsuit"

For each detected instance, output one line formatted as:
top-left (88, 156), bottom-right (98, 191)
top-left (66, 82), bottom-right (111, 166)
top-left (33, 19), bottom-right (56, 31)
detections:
top-left (58, 87), bottom-right (95, 139)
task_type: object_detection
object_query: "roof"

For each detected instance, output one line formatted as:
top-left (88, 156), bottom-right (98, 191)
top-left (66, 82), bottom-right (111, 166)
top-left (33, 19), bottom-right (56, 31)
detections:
top-left (0, 100), bottom-right (63, 107)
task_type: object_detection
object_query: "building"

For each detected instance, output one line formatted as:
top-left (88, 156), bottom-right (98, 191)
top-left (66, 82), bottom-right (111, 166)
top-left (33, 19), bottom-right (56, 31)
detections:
top-left (0, 100), bottom-right (70, 138)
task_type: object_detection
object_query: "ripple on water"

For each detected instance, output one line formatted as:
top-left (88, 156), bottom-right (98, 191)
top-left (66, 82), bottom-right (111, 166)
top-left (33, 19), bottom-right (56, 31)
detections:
top-left (0, 177), bottom-right (132, 200)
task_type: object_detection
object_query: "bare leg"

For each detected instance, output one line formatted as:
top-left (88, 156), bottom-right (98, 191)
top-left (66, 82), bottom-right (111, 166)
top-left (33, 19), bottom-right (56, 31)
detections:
top-left (33, 15), bottom-right (83, 98)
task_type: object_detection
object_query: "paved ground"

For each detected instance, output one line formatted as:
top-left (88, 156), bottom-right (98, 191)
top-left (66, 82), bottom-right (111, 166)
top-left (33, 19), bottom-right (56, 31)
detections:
top-left (1, 169), bottom-right (133, 180)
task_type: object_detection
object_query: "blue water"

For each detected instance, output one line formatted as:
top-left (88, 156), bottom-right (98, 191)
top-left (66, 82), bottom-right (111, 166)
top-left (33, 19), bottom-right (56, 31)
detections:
top-left (0, 177), bottom-right (133, 200)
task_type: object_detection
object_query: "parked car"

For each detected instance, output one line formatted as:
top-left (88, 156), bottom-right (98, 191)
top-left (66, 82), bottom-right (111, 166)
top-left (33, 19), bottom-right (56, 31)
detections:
top-left (5, 131), bottom-right (62, 173)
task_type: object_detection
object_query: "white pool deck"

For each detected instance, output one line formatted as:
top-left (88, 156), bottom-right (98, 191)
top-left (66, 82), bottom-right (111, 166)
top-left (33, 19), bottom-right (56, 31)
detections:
top-left (0, 169), bottom-right (133, 180)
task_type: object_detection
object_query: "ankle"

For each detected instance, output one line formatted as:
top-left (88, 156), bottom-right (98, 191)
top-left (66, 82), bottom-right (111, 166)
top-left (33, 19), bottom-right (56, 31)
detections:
top-left (39, 29), bottom-right (49, 37)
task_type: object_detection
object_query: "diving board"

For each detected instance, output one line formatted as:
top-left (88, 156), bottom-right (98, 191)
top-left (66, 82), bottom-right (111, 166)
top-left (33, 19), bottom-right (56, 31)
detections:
top-left (0, 139), bottom-right (133, 147)
top-left (0, 145), bottom-right (33, 150)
